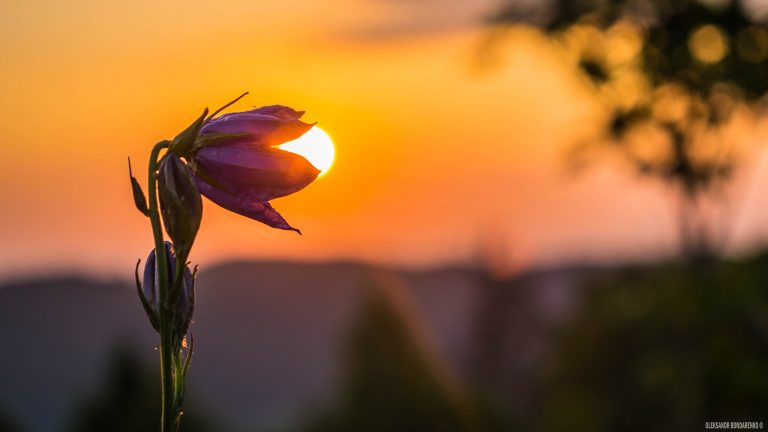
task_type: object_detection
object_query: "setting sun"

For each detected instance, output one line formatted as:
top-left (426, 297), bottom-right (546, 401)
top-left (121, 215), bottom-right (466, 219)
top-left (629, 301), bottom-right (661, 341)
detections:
top-left (279, 127), bottom-right (336, 175)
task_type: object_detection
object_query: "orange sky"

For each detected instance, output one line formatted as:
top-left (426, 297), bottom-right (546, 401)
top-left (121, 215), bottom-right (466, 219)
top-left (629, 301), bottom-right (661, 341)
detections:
top-left (2, 0), bottom-right (768, 278)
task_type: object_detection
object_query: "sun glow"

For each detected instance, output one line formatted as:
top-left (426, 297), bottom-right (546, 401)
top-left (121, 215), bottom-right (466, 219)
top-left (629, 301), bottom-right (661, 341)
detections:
top-left (279, 127), bottom-right (336, 175)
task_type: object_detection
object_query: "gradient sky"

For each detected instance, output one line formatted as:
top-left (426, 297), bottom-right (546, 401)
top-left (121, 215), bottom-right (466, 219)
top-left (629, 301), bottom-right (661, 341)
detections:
top-left (2, 0), bottom-right (768, 278)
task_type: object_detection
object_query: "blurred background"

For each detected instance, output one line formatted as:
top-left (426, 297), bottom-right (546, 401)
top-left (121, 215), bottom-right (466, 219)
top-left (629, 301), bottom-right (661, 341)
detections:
top-left (2, 0), bottom-right (768, 430)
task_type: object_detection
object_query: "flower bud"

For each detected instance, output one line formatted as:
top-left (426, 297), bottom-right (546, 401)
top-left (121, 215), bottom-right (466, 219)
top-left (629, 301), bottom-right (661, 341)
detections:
top-left (158, 154), bottom-right (203, 257)
top-left (141, 242), bottom-right (196, 337)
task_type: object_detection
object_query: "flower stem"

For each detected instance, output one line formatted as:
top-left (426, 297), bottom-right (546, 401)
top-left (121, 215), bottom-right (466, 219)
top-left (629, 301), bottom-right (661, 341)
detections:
top-left (147, 140), bottom-right (178, 432)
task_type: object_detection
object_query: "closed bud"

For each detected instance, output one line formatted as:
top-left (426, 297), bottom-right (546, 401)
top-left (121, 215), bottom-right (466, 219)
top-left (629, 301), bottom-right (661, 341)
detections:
top-left (142, 242), bottom-right (196, 338)
top-left (158, 154), bottom-right (202, 257)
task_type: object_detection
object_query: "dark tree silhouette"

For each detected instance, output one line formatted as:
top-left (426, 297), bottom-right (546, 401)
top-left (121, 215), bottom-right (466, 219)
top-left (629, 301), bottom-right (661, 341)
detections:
top-left (488, 0), bottom-right (768, 259)
top-left (66, 346), bottom-right (222, 432)
top-left (301, 281), bottom-right (481, 432)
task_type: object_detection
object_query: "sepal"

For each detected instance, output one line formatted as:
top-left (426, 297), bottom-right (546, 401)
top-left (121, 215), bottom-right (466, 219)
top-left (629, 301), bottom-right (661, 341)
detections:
top-left (169, 109), bottom-right (208, 158)
top-left (135, 259), bottom-right (159, 331)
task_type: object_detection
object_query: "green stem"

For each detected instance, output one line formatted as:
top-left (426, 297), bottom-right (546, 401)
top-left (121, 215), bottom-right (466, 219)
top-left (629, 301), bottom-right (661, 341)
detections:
top-left (147, 140), bottom-right (178, 432)
top-left (170, 253), bottom-right (187, 409)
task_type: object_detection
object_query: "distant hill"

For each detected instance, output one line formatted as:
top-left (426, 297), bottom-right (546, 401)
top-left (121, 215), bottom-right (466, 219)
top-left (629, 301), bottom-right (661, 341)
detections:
top-left (0, 261), bottom-right (583, 432)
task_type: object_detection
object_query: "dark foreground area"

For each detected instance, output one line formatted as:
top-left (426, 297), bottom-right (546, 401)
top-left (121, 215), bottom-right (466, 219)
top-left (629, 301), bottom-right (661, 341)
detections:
top-left (1, 255), bottom-right (767, 432)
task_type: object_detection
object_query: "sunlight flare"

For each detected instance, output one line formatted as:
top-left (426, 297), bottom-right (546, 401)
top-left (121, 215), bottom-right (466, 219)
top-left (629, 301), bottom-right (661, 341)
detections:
top-left (279, 126), bottom-right (335, 175)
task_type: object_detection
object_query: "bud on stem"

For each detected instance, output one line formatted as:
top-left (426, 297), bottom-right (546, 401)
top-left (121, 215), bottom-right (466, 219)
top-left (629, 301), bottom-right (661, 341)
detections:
top-left (158, 154), bottom-right (203, 257)
top-left (140, 242), bottom-right (196, 342)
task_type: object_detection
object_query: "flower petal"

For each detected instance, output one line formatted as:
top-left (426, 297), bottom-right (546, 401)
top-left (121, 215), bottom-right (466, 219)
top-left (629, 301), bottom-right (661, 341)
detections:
top-left (194, 146), bottom-right (320, 200)
top-left (196, 178), bottom-right (302, 233)
top-left (246, 105), bottom-right (305, 120)
top-left (215, 105), bottom-right (304, 121)
top-left (200, 110), bottom-right (314, 148)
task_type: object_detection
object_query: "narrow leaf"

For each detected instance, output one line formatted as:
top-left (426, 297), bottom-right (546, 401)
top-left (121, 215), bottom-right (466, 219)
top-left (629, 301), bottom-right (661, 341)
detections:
top-left (182, 333), bottom-right (194, 378)
top-left (128, 157), bottom-right (150, 217)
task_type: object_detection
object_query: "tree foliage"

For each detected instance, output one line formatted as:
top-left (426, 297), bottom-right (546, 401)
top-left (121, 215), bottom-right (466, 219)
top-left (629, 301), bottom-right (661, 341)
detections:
top-left (490, 0), bottom-right (768, 256)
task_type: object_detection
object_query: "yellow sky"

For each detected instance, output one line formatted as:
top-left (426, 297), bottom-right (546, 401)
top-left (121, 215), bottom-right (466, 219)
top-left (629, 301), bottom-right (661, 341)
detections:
top-left (2, 0), bottom-right (768, 278)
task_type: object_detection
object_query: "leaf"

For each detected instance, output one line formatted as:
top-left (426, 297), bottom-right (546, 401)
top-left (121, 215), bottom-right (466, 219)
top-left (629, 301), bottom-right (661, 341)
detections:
top-left (169, 108), bottom-right (209, 157)
top-left (182, 333), bottom-right (194, 378)
top-left (128, 157), bottom-right (149, 217)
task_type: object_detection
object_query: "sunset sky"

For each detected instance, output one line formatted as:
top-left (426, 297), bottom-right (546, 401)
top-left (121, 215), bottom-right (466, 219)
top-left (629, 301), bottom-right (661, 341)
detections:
top-left (3, 0), bottom-right (768, 278)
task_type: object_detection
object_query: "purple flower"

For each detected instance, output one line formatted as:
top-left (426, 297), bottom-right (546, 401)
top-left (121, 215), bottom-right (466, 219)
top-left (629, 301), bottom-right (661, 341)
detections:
top-left (191, 105), bottom-right (320, 233)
